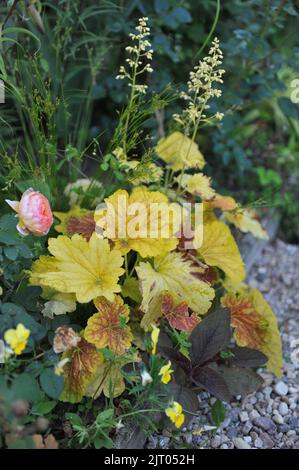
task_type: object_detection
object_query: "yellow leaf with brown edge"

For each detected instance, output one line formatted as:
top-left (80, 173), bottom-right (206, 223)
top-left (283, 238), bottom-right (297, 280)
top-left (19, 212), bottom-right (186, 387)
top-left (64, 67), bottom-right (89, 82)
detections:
top-left (221, 288), bottom-right (282, 377)
top-left (84, 296), bottom-right (133, 355)
top-left (136, 251), bottom-right (214, 331)
top-left (197, 219), bottom-right (246, 283)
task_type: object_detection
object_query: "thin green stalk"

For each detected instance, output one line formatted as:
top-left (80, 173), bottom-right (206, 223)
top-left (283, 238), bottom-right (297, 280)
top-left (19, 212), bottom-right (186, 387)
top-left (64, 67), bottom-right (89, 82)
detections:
top-left (194, 0), bottom-right (221, 61)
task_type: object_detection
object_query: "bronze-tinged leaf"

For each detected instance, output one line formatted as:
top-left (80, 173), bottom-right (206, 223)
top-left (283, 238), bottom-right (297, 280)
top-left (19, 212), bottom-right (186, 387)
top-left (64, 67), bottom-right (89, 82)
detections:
top-left (217, 364), bottom-right (264, 397)
top-left (192, 364), bottom-right (231, 402)
top-left (189, 308), bottom-right (231, 366)
top-left (161, 292), bottom-right (199, 333)
top-left (84, 296), bottom-right (133, 355)
top-left (222, 289), bottom-right (282, 377)
top-left (193, 266), bottom-right (219, 284)
top-left (229, 346), bottom-right (268, 367)
top-left (222, 294), bottom-right (265, 349)
top-left (61, 338), bottom-right (103, 403)
top-left (66, 213), bottom-right (96, 241)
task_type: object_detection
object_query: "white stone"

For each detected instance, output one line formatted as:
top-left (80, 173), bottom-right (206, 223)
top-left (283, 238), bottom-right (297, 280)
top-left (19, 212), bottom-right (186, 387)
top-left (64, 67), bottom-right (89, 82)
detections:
top-left (273, 414), bottom-right (284, 425)
top-left (233, 438), bottom-right (252, 449)
top-left (274, 381), bottom-right (288, 396)
top-left (254, 437), bottom-right (263, 448)
top-left (249, 410), bottom-right (260, 420)
top-left (239, 411), bottom-right (249, 422)
top-left (279, 402), bottom-right (289, 416)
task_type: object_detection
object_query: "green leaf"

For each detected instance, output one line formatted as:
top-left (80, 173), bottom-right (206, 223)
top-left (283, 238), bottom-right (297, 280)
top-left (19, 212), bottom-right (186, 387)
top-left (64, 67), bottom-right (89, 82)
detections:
top-left (172, 7), bottom-right (192, 23)
top-left (122, 277), bottom-right (142, 303)
top-left (4, 246), bottom-right (19, 261)
top-left (154, 0), bottom-right (169, 14)
top-left (96, 408), bottom-right (114, 423)
top-left (8, 437), bottom-right (36, 449)
top-left (0, 214), bottom-right (17, 230)
top-left (31, 400), bottom-right (57, 415)
top-left (211, 399), bottom-right (226, 427)
top-left (65, 413), bottom-right (84, 428)
top-left (40, 368), bottom-right (64, 400)
top-left (12, 373), bottom-right (41, 403)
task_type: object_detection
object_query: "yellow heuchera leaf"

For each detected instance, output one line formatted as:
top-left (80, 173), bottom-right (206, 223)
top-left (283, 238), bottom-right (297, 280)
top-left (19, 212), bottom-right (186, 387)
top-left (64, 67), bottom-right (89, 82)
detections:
top-left (95, 187), bottom-right (179, 258)
top-left (84, 296), bottom-right (133, 355)
top-left (29, 233), bottom-right (124, 303)
top-left (85, 351), bottom-right (140, 398)
top-left (176, 173), bottom-right (215, 200)
top-left (60, 337), bottom-right (104, 403)
top-left (136, 251), bottom-right (215, 330)
top-left (156, 132), bottom-right (205, 171)
top-left (222, 288), bottom-right (282, 377)
top-left (197, 219), bottom-right (246, 283)
top-left (54, 206), bottom-right (95, 241)
top-left (225, 208), bottom-right (269, 239)
top-left (85, 362), bottom-right (125, 399)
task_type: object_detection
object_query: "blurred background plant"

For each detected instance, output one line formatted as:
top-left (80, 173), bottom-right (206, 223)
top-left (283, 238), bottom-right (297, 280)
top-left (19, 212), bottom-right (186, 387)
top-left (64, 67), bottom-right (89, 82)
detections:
top-left (1, 0), bottom-right (299, 242)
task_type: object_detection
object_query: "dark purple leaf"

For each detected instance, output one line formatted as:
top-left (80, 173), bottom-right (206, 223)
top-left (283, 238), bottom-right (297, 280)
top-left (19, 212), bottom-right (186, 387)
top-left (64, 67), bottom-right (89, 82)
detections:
top-left (189, 308), bottom-right (231, 366)
top-left (192, 364), bottom-right (231, 402)
top-left (159, 347), bottom-right (190, 373)
top-left (229, 346), bottom-right (268, 367)
top-left (217, 365), bottom-right (264, 397)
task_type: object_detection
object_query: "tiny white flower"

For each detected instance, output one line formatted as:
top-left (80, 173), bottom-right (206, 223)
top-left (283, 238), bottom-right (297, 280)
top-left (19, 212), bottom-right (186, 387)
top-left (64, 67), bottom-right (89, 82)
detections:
top-left (115, 420), bottom-right (125, 432)
top-left (141, 369), bottom-right (153, 386)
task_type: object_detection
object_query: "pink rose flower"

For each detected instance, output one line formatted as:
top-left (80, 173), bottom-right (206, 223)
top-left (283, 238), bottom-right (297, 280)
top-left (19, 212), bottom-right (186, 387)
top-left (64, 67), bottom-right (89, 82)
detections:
top-left (5, 188), bottom-right (53, 236)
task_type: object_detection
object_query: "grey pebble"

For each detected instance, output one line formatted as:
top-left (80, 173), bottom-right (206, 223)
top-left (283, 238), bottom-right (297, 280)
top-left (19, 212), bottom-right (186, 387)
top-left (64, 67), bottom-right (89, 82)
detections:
top-left (253, 417), bottom-right (276, 432)
top-left (274, 381), bottom-right (289, 396)
top-left (279, 402), bottom-right (289, 416)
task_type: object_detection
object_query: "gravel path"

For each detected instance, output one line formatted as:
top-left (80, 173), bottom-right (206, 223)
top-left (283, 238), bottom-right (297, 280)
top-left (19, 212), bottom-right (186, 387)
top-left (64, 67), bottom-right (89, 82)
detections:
top-left (146, 239), bottom-right (299, 449)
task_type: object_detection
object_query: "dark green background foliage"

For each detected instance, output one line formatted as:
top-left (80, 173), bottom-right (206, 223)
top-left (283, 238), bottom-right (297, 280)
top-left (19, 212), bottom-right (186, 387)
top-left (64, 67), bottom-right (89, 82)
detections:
top-left (1, 0), bottom-right (299, 240)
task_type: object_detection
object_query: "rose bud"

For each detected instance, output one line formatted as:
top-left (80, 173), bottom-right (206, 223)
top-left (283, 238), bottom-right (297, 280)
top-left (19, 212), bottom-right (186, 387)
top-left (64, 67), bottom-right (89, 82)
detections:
top-left (6, 188), bottom-right (53, 236)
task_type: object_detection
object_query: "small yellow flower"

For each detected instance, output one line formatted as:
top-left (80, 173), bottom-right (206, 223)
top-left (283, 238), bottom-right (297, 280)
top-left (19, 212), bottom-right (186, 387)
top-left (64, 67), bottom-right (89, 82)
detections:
top-left (151, 324), bottom-right (160, 354)
top-left (4, 324), bottom-right (30, 355)
top-left (165, 401), bottom-right (185, 429)
top-left (54, 358), bottom-right (70, 376)
top-left (159, 361), bottom-right (174, 384)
